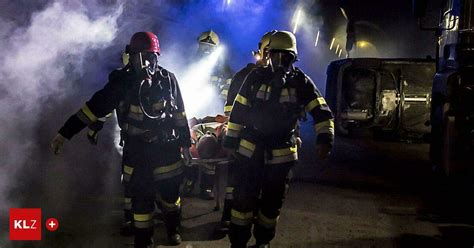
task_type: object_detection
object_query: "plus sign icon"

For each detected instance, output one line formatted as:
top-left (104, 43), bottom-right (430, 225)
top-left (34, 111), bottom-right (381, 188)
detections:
top-left (45, 218), bottom-right (59, 232)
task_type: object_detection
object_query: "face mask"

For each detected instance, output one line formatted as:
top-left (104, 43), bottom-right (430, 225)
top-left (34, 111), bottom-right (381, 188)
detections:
top-left (131, 52), bottom-right (159, 79)
top-left (269, 51), bottom-right (295, 73)
top-left (198, 43), bottom-right (216, 55)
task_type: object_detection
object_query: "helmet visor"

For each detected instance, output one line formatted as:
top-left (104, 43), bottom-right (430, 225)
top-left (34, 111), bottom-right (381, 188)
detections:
top-left (269, 51), bottom-right (295, 72)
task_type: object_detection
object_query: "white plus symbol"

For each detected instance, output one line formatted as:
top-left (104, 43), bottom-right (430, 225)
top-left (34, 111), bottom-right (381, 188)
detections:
top-left (49, 221), bottom-right (56, 228)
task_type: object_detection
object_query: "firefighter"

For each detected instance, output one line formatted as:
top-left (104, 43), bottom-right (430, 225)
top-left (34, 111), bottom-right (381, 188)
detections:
top-left (184, 30), bottom-right (234, 200)
top-left (223, 30), bottom-right (334, 248)
top-left (50, 32), bottom-right (192, 248)
top-left (219, 30), bottom-right (277, 234)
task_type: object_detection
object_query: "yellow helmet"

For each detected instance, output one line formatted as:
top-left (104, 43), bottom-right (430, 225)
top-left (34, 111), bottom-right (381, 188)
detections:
top-left (267, 31), bottom-right (298, 56)
top-left (253, 30), bottom-right (277, 60)
top-left (198, 30), bottom-right (220, 46)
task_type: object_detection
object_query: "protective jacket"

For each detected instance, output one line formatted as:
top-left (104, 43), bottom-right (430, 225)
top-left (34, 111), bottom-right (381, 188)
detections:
top-left (224, 63), bottom-right (257, 115)
top-left (223, 66), bottom-right (334, 162)
top-left (59, 66), bottom-right (191, 148)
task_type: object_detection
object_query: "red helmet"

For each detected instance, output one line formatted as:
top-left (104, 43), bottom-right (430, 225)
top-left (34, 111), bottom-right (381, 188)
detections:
top-left (129, 32), bottom-right (160, 54)
top-left (196, 133), bottom-right (219, 159)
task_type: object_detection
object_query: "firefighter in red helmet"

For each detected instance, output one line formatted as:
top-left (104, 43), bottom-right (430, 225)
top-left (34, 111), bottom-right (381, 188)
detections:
top-left (51, 31), bottom-right (191, 248)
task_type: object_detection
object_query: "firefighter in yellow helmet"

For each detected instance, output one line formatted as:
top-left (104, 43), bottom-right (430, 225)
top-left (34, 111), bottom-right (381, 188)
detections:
top-left (217, 30), bottom-right (277, 234)
top-left (51, 32), bottom-right (192, 248)
top-left (184, 30), bottom-right (234, 200)
top-left (223, 31), bottom-right (334, 248)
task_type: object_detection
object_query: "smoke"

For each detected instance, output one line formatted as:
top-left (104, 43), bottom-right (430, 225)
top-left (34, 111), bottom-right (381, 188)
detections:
top-left (0, 0), bottom-right (122, 243)
top-left (178, 47), bottom-right (225, 118)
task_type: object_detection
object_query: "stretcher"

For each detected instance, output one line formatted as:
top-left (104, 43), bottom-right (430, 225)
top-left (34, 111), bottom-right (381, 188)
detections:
top-left (187, 114), bottom-right (231, 210)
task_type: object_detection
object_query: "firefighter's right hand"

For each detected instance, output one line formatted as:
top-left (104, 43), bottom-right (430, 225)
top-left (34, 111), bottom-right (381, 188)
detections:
top-left (316, 144), bottom-right (331, 160)
top-left (182, 147), bottom-right (192, 166)
top-left (51, 133), bottom-right (66, 155)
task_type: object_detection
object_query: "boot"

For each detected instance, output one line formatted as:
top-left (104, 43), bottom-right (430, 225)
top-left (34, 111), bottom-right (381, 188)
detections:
top-left (167, 232), bottom-right (182, 245)
top-left (250, 243), bottom-right (270, 248)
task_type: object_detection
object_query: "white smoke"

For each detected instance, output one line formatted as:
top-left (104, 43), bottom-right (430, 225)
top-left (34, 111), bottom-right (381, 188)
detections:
top-left (178, 46), bottom-right (224, 118)
top-left (0, 1), bottom-right (122, 213)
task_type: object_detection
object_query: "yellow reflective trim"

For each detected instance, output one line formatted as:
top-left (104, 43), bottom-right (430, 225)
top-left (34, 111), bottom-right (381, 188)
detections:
top-left (124, 197), bottom-right (132, 204)
top-left (235, 94), bottom-right (249, 106)
top-left (123, 165), bottom-right (134, 175)
top-left (281, 88), bottom-right (289, 96)
top-left (231, 209), bottom-right (253, 220)
top-left (224, 105), bottom-right (233, 112)
top-left (161, 197), bottom-right (181, 210)
top-left (272, 147), bottom-right (297, 157)
top-left (134, 213), bottom-right (153, 222)
top-left (221, 89), bottom-right (229, 95)
top-left (226, 78), bottom-right (232, 83)
top-left (240, 139), bottom-right (256, 152)
top-left (154, 160), bottom-right (184, 175)
top-left (129, 105), bottom-right (142, 114)
top-left (225, 187), bottom-right (234, 193)
top-left (305, 97), bottom-right (327, 112)
top-left (227, 122), bottom-right (243, 131)
top-left (258, 211), bottom-right (278, 224)
top-left (314, 119), bottom-right (335, 134)
top-left (81, 104), bottom-right (98, 122)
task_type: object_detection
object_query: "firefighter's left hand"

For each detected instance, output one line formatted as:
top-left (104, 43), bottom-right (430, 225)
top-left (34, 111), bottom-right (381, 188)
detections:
top-left (296, 137), bottom-right (302, 149)
top-left (316, 144), bottom-right (331, 160)
top-left (182, 147), bottom-right (192, 166)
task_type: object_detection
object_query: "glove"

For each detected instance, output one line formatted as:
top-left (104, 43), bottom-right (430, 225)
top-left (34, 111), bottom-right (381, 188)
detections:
top-left (51, 133), bottom-right (66, 155)
top-left (182, 147), bottom-right (192, 166)
top-left (296, 137), bottom-right (303, 149)
top-left (316, 144), bottom-right (331, 160)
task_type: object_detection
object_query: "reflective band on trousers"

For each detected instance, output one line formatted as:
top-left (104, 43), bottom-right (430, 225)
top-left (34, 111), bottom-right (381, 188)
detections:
top-left (124, 197), bottom-right (132, 210)
top-left (257, 210), bottom-right (279, 229)
top-left (160, 197), bottom-right (181, 212)
top-left (315, 119), bottom-right (335, 135)
top-left (153, 160), bottom-right (184, 181)
top-left (266, 146), bottom-right (298, 164)
top-left (305, 97), bottom-right (327, 112)
top-left (231, 209), bottom-right (253, 226)
top-left (237, 139), bottom-right (256, 158)
top-left (134, 213), bottom-right (153, 229)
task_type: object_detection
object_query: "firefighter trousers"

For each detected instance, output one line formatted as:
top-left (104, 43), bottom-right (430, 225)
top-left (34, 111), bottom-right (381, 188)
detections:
top-left (229, 150), bottom-right (293, 247)
top-left (221, 159), bottom-right (238, 223)
top-left (121, 138), bottom-right (185, 248)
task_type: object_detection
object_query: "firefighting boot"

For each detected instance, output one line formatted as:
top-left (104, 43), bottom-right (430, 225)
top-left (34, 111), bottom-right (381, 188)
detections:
top-left (120, 209), bottom-right (134, 236)
top-left (134, 228), bottom-right (153, 248)
top-left (164, 210), bottom-right (182, 245)
top-left (250, 243), bottom-right (270, 248)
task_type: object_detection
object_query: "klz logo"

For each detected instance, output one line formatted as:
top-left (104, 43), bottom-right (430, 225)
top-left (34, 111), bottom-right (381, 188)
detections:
top-left (10, 208), bottom-right (42, 240)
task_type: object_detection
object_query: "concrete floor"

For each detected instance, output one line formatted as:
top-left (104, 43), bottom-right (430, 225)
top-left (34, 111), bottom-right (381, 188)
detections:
top-left (2, 136), bottom-right (474, 248)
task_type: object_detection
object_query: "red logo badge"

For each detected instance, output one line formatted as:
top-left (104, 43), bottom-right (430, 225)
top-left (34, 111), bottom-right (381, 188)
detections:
top-left (45, 218), bottom-right (59, 232)
top-left (9, 208), bottom-right (42, 240)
